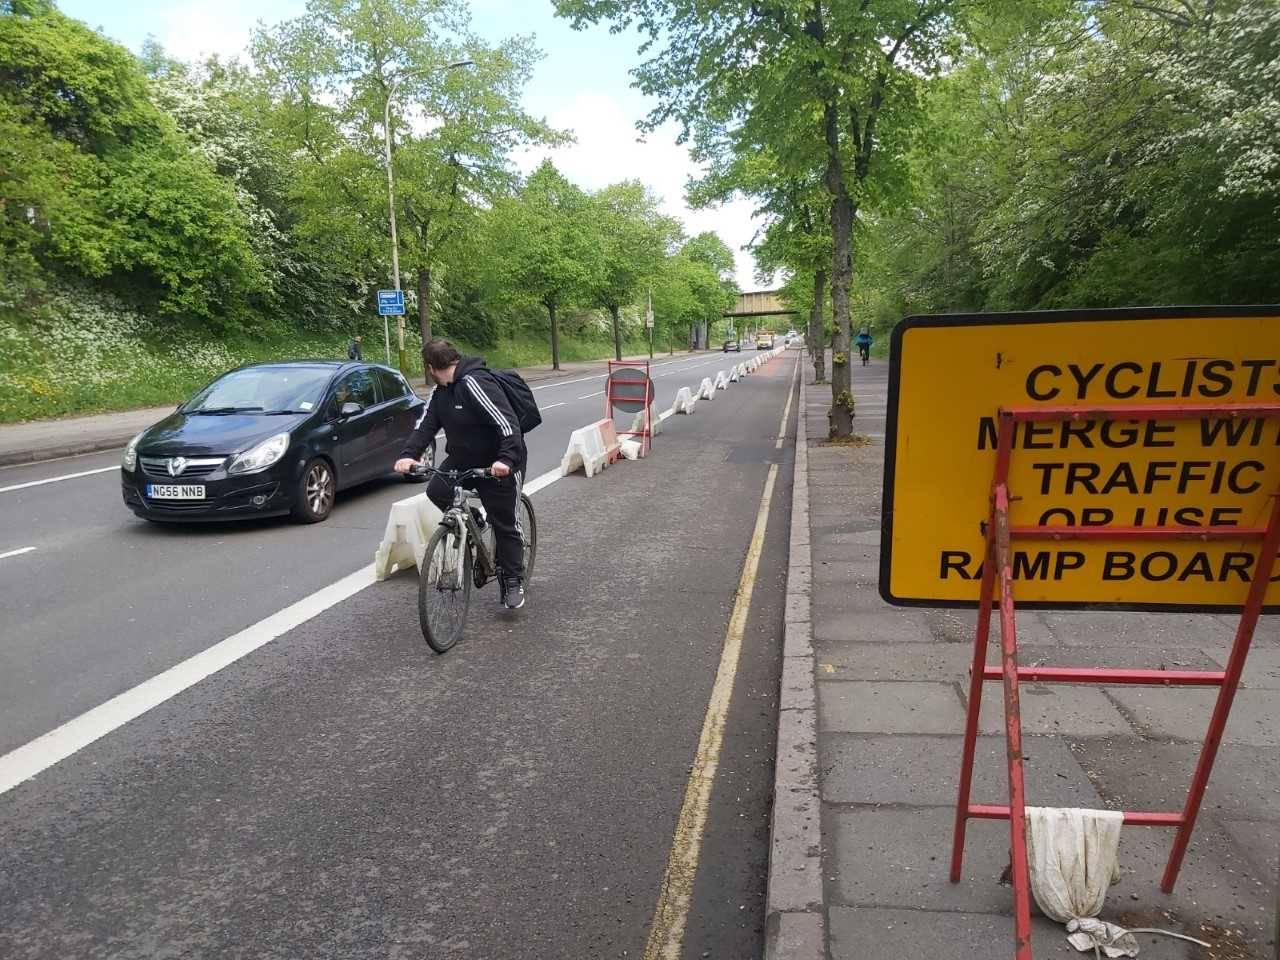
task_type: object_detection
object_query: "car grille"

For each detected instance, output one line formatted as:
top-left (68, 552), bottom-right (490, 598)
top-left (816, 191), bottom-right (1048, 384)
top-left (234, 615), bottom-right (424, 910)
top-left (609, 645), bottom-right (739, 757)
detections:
top-left (143, 499), bottom-right (213, 513)
top-left (140, 456), bottom-right (225, 479)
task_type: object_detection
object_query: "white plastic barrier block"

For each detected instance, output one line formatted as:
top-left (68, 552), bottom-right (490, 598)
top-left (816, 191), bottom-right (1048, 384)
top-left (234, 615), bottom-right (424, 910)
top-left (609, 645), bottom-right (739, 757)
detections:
top-left (729, 365), bottom-right (740, 382)
top-left (714, 370), bottom-right (729, 390)
top-left (560, 418), bottom-right (621, 477)
top-left (374, 492), bottom-right (444, 580)
top-left (628, 405), bottom-right (662, 437)
top-left (698, 376), bottom-right (716, 400)
top-left (671, 386), bottom-right (697, 414)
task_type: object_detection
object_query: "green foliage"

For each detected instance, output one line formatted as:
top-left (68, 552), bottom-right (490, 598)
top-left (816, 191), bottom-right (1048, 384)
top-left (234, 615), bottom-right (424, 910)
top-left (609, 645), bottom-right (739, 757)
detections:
top-left (0, 8), bottom-right (267, 327)
top-left (860, 0), bottom-right (1280, 316)
top-left (0, 1), bottom-right (742, 418)
top-left (249, 0), bottom-right (567, 350)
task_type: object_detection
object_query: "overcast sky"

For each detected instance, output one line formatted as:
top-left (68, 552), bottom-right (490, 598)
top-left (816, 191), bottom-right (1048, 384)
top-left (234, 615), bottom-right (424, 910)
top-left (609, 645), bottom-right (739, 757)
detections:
top-left (58, 0), bottom-right (770, 291)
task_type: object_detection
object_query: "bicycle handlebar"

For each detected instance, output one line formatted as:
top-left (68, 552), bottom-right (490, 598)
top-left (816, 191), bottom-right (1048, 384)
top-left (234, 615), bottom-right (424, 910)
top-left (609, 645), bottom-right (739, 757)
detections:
top-left (406, 464), bottom-right (493, 482)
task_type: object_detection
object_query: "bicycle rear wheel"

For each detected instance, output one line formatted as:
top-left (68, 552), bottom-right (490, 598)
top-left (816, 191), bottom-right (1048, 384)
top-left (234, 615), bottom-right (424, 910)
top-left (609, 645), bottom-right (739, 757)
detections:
top-left (418, 523), bottom-right (473, 653)
top-left (516, 493), bottom-right (537, 584)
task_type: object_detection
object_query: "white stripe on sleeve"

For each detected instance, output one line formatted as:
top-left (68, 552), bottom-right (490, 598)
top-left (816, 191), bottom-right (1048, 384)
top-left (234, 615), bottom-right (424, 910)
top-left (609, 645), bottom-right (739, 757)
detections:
top-left (464, 376), bottom-right (513, 436)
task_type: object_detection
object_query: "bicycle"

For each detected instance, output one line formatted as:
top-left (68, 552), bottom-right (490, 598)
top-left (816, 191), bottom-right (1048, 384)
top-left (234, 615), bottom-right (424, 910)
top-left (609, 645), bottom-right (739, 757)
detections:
top-left (407, 465), bottom-right (537, 653)
top-left (858, 343), bottom-right (871, 366)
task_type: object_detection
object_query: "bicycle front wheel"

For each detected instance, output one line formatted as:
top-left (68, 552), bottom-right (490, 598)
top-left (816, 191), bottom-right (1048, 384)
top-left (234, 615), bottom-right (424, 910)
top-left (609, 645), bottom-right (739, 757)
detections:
top-left (516, 493), bottom-right (537, 585)
top-left (418, 524), bottom-right (473, 653)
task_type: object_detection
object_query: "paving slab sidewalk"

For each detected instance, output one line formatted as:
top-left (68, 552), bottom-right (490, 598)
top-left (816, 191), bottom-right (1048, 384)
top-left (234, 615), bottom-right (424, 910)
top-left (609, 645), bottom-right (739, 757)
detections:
top-left (767, 357), bottom-right (1279, 959)
top-left (0, 349), bottom-right (693, 467)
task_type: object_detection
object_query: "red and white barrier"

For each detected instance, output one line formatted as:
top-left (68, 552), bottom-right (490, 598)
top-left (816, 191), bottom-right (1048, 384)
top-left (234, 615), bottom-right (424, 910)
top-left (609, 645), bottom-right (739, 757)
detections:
top-left (560, 418), bottom-right (623, 477)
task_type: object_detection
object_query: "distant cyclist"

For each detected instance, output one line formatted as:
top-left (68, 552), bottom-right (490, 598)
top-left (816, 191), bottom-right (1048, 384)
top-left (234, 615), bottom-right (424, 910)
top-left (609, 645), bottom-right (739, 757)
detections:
top-left (855, 328), bottom-right (873, 365)
top-left (394, 338), bottom-right (528, 609)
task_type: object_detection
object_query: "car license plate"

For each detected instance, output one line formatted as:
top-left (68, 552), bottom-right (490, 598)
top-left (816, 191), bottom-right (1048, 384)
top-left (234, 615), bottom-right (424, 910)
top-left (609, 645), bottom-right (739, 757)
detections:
top-left (146, 484), bottom-right (206, 500)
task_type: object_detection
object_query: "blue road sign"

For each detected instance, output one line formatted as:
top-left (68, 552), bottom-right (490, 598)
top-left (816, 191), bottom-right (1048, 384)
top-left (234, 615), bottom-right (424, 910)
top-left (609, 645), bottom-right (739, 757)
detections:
top-left (377, 289), bottom-right (405, 316)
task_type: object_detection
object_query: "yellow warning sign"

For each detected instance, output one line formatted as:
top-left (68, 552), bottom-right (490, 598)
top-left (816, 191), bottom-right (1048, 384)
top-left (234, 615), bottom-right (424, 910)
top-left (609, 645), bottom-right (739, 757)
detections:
top-left (880, 308), bottom-right (1280, 611)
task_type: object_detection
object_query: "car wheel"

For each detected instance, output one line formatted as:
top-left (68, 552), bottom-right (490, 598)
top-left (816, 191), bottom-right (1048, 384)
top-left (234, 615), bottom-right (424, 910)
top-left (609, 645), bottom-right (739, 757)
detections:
top-left (291, 457), bottom-right (335, 523)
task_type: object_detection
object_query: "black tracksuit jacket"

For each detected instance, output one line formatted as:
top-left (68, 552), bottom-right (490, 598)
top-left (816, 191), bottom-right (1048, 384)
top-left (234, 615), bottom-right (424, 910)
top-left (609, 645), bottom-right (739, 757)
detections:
top-left (399, 357), bottom-right (526, 471)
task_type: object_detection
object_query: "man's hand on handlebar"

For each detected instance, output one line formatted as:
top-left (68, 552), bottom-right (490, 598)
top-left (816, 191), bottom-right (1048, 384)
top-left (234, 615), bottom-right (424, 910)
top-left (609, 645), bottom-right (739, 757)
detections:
top-left (394, 458), bottom-right (418, 474)
top-left (490, 461), bottom-right (510, 478)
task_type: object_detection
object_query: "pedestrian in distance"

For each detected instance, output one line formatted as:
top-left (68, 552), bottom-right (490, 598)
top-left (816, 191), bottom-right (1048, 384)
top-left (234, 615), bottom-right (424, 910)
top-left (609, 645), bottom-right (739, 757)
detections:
top-left (347, 335), bottom-right (363, 361)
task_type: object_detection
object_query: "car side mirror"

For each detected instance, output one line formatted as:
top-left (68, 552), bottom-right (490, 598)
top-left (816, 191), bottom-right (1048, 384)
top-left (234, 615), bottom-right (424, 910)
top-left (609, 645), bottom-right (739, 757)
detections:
top-left (340, 401), bottom-right (363, 417)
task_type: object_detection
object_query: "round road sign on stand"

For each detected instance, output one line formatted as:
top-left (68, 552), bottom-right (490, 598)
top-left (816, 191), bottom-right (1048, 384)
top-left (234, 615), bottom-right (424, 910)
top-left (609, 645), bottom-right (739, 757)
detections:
top-left (606, 366), bottom-right (654, 414)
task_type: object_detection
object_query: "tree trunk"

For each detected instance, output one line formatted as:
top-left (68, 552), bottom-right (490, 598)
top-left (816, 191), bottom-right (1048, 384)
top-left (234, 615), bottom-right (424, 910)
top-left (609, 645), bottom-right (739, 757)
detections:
top-left (824, 103), bottom-right (855, 439)
top-left (828, 193), bottom-right (855, 438)
top-left (609, 304), bottom-right (622, 361)
top-left (547, 299), bottom-right (561, 370)
top-left (809, 268), bottom-right (827, 383)
top-left (417, 265), bottom-right (432, 380)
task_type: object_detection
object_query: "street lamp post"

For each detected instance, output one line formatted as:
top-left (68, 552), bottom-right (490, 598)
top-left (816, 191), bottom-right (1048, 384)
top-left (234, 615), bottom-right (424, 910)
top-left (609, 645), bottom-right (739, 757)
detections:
top-left (382, 59), bottom-right (473, 375)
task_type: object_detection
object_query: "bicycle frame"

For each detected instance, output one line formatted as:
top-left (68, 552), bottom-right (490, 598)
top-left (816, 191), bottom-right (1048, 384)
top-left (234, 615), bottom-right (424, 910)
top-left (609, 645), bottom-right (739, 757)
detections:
top-left (424, 471), bottom-right (499, 591)
top-left (433, 472), bottom-right (498, 589)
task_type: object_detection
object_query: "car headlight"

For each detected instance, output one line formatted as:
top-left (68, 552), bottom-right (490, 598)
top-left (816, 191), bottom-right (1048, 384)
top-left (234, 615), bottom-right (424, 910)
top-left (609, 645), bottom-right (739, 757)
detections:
top-left (122, 432), bottom-right (144, 472)
top-left (227, 432), bottom-right (291, 476)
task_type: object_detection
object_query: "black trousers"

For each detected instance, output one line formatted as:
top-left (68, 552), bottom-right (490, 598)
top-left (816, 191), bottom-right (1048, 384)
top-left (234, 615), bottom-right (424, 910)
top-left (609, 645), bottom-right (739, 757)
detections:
top-left (426, 458), bottom-right (525, 580)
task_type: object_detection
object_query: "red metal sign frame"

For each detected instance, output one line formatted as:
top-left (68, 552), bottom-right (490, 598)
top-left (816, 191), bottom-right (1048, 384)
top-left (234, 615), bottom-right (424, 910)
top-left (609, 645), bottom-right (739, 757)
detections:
top-left (605, 360), bottom-right (654, 456)
top-left (949, 402), bottom-right (1280, 960)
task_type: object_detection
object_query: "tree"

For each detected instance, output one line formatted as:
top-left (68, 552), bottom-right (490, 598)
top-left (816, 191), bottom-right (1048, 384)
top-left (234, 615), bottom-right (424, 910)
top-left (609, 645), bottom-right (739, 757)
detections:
top-left (587, 181), bottom-right (678, 359)
top-left (251, 0), bottom-right (562, 372)
top-left (0, 7), bottom-right (266, 325)
top-left (555, 0), bottom-right (971, 438)
top-left (492, 160), bottom-right (600, 369)
top-left (857, 0), bottom-right (1280, 319)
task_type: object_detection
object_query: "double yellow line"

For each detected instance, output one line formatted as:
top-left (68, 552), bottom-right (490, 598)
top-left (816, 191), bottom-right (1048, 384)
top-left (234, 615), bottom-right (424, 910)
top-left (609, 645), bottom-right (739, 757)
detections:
top-left (643, 359), bottom-right (799, 959)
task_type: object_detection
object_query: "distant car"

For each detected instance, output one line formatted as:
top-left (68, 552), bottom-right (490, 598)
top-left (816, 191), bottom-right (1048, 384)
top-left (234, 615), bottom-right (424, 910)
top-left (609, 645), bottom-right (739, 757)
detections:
top-left (755, 333), bottom-right (775, 349)
top-left (120, 360), bottom-right (427, 523)
top-left (723, 337), bottom-right (742, 352)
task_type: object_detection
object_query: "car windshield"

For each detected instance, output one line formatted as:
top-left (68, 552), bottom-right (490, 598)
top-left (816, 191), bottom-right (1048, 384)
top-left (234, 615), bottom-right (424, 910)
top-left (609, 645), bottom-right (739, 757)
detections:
top-left (183, 365), bottom-right (334, 415)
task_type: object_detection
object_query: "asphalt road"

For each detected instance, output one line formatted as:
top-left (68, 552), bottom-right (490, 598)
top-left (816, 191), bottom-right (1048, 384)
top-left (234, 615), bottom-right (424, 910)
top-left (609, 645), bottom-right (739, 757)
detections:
top-left (0, 349), bottom-right (751, 751)
top-left (0, 347), bottom-right (798, 959)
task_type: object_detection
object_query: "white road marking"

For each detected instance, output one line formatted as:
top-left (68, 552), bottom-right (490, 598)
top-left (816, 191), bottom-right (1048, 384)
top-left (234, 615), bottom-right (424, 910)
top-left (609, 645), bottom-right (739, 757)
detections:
top-left (0, 564), bottom-right (376, 795)
top-left (529, 354), bottom-right (714, 392)
top-left (0, 465), bottom-right (118, 494)
top-left (577, 391), bottom-right (603, 400)
top-left (532, 374), bottom-right (602, 391)
top-left (538, 402), bottom-right (567, 411)
top-left (523, 468), bottom-right (561, 496)
top-left (0, 471), bottom-right (567, 796)
top-left (0, 546), bottom-right (37, 561)
top-left (776, 360), bottom-right (799, 449)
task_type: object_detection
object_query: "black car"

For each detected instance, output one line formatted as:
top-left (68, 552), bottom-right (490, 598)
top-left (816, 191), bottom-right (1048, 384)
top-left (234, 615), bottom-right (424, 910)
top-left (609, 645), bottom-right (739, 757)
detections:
top-left (121, 361), bottom-right (427, 523)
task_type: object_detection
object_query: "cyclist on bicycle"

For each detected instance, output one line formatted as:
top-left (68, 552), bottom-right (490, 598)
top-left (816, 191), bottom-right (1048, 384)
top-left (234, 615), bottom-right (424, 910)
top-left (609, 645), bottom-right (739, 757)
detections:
top-left (855, 328), bottom-right (873, 363)
top-left (394, 338), bottom-right (528, 610)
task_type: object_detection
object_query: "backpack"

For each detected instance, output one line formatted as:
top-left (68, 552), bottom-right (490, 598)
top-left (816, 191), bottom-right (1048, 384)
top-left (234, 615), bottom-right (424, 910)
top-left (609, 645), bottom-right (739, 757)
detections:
top-left (489, 368), bottom-right (542, 434)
